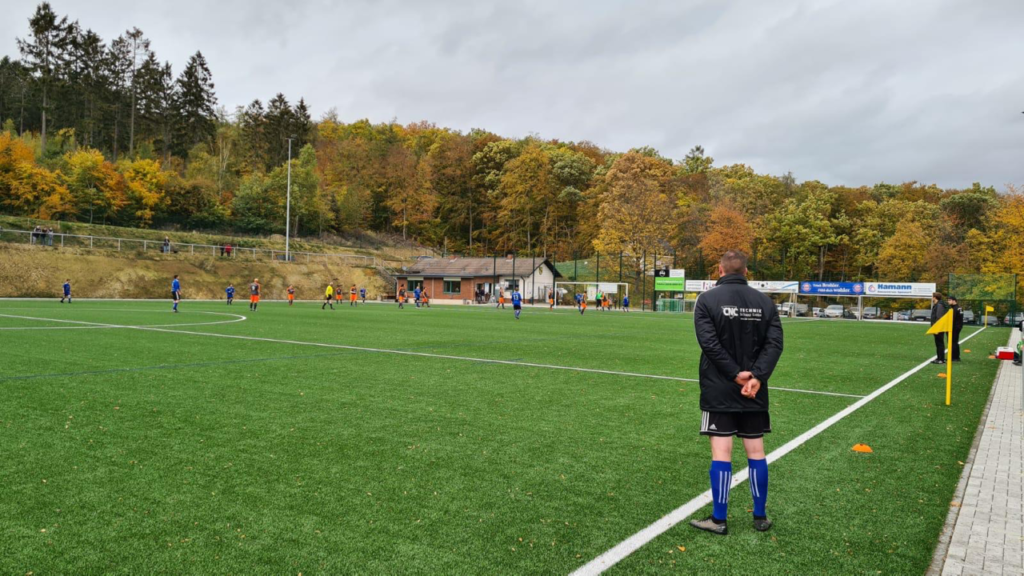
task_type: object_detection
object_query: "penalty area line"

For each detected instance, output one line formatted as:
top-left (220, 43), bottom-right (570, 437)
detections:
top-left (569, 327), bottom-right (988, 576)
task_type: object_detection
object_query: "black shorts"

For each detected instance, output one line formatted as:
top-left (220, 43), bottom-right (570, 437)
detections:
top-left (700, 411), bottom-right (771, 438)
top-left (172, 291), bottom-right (180, 301)
top-left (513, 303), bottom-right (522, 310)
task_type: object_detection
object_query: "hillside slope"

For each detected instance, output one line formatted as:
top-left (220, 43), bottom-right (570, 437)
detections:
top-left (0, 245), bottom-right (388, 300)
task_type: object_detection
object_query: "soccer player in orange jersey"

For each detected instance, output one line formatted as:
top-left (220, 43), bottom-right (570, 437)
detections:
top-left (287, 285), bottom-right (295, 306)
top-left (350, 284), bottom-right (358, 306)
top-left (249, 278), bottom-right (261, 311)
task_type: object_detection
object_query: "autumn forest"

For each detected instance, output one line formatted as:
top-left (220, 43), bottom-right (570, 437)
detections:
top-left (1, 3), bottom-right (1022, 288)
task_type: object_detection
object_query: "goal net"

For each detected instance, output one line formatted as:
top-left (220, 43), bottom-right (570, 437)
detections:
top-left (553, 281), bottom-right (630, 307)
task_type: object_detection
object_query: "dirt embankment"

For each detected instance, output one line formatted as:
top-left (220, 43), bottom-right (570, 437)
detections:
top-left (0, 245), bottom-right (387, 300)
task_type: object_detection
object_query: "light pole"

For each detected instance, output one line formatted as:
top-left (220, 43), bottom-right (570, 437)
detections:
top-left (285, 137), bottom-right (294, 261)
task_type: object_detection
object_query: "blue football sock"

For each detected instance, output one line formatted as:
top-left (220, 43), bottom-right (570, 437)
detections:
top-left (710, 460), bottom-right (732, 521)
top-left (748, 458), bottom-right (768, 518)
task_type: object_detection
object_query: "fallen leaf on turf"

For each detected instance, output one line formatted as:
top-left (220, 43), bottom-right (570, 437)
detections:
top-left (677, 546), bottom-right (686, 552)
top-left (852, 443), bottom-right (873, 453)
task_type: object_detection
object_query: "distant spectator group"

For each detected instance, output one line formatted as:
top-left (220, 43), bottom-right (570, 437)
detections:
top-left (220, 243), bottom-right (233, 257)
top-left (31, 226), bottom-right (55, 246)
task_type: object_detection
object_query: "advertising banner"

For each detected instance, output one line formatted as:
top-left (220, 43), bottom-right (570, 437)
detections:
top-left (863, 282), bottom-right (936, 298)
top-left (749, 280), bottom-right (799, 294)
top-left (686, 279), bottom-right (797, 294)
top-left (799, 281), bottom-right (865, 296)
top-left (655, 277), bottom-right (686, 291)
top-left (686, 280), bottom-right (717, 292)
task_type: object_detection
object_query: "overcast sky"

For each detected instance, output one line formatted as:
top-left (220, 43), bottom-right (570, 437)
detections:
top-left (3, 0), bottom-right (1023, 189)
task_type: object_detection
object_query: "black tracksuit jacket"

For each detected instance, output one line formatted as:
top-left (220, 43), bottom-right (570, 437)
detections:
top-left (693, 274), bottom-right (784, 412)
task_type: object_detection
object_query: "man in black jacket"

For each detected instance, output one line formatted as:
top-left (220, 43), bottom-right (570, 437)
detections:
top-left (689, 250), bottom-right (783, 536)
top-left (930, 292), bottom-right (948, 364)
top-left (947, 296), bottom-right (963, 362)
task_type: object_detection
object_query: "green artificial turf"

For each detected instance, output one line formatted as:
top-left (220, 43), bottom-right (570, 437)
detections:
top-left (0, 300), bottom-right (1008, 574)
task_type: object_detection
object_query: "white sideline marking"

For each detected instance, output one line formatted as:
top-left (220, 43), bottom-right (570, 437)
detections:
top-left (2, 313), bottom-right (859, 399)
top-left (569, 327), bottom-right (988, 576)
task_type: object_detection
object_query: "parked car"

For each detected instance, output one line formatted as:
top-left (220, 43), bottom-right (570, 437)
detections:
top-left (862, 306), bottom-right (881, 320)
top-left (895, 310), bottom-right (911, 321)
top-left (843, 309), bottom-right (859, 319)
top-left (779, 302), bottom-right (809, 317)
top-left (911, 309), bottom-right (931, 322)
top-left (962, 310), bottom-right (975, 324)
top-left (824, 304), bottom-right (844, 318)
top-left (1003, 312), bottom-right (1024, 327)
top-left (812, 307), bottom-right (824, 318)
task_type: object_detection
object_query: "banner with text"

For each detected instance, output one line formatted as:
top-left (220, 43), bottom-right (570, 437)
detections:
top-left (685, 279), bottom-right (797, 294)
top-left (800, 281), bottom-right (865, 296)
top-left (864, 282), bottom-right (936, 298)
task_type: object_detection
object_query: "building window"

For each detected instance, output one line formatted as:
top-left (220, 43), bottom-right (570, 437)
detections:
top-left (443, 280), bottom-right (461, 294)
top-left (407, 280), bottom-right (423, 292)
top-left (504, 279), bottom-right (520, 291)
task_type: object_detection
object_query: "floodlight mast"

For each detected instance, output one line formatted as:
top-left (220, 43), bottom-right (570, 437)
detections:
top-left (285, 137), bottom-right (293, 261)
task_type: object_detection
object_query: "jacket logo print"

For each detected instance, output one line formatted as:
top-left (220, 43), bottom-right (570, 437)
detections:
top-left (722, 306), bottom-right (739, 319)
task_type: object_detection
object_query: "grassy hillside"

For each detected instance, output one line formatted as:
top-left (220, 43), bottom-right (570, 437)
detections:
top-left (0, 215), bottom-right (429, 261)
top-left (0, 244), bottom-right (388, 300)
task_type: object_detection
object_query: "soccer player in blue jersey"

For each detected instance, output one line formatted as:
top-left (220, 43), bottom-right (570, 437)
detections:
top-left (225, 284), bottom-right (235, 305)
top-left (413, 286), bottom-right (422, 308)
top-left (60, 279), bottom-right (72, 303)
top-left (622, 294), bottom-right (630, 312)
top-left (511, 289), bottom-right (523, 319)
top-left (172, 275), bottom-right (181, 312)
top-left (360, 287), bottom-right (367, 303)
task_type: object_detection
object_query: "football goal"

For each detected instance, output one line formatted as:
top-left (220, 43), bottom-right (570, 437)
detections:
top-left (553, 281), bottom-right (630, 306)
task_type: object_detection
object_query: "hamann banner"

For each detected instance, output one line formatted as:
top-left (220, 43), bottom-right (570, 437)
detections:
top-left (799, 281), bottom-right (865, 295)
top-left (864, 282), bottom-right (936, 298)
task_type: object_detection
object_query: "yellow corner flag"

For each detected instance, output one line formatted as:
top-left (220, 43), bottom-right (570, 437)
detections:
top-left (926, 309), bottom-right (955, 405)
top-left (984, 305), bottom-right (994, 326)
top-left (926, 309), bottom-right (953, 335)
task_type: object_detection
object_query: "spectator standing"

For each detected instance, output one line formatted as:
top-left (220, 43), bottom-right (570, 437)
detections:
top-left (162, 237), bottom-right (170, 254)
top-left (225, 243), bottom-right (233, 257)
top-left (947, 296), bottom-right (963, 362)
top-left (46, 228), bottom-right (54, 246)
top-left (930, 292), bottom-right (948, 364)
top-left (689, 250), bottom-right (783, 536)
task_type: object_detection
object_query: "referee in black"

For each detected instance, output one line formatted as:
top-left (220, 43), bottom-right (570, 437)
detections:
top-left (689, 250), bottom-right (784, 535)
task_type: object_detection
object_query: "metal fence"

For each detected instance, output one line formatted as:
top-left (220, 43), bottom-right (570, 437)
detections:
top-left (1, 227), bottom-right (408, 269)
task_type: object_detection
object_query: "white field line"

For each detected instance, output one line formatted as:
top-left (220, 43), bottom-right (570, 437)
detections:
top-left (569, 327), bottom-right (988, 576)
top-left (1, 313), bottom-right (859, 399)
top-left (0, 311), bottom-right (247, 330)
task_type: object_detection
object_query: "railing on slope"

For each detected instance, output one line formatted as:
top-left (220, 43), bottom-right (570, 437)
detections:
top-left (0, 227), bottom-right (412, 269)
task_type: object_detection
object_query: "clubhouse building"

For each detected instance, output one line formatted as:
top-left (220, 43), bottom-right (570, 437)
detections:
top-left (394, 256), bottom-right (562, 303)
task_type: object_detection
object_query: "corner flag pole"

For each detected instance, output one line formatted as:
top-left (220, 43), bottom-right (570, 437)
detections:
top-left (926, 309), bottom-right (954, 406)
top-left (945, 321), bottom-right (953, 406)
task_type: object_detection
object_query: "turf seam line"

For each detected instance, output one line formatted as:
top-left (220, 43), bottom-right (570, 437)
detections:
top-left (0, 313), bottom-right (863, 398)
top-left (569, 327), bottom-right (989, 576)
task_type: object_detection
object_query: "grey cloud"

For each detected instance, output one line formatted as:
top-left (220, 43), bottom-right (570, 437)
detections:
top-left (2, 0), bottom-right (1022, 188)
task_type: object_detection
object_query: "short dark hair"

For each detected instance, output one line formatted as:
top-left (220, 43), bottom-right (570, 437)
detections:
top-left (720, 250), bottom-right (748, 275)
top-left (948, 295), bottom-right (958, 303)
top-left (174, 274), bottom-right (178, 279)
top-left (932, 292), bottom-right (943, 300)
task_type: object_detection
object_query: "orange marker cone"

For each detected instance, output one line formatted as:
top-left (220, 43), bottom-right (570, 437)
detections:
top-left (852, 443), bottom-right (873, 453)
top-left (938, 373), bottom-right (947, 378)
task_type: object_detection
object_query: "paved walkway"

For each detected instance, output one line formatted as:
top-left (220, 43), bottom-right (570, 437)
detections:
top-left (932, 328), bottom-right (1023, 576)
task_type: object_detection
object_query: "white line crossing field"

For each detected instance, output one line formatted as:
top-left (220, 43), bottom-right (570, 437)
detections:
top-left (568, 327), bottom-right (988, 576)
top-left (0, 312), bottom-right (861, 399)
